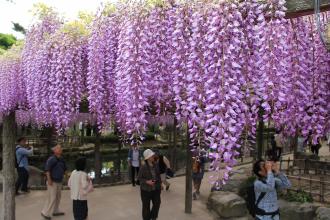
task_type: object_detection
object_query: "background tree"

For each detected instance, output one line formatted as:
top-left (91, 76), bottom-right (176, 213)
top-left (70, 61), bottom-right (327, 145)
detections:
top-left (11, 22), bottom-right (26, 35)
top-left (0, 33), bottom-right (16, 50)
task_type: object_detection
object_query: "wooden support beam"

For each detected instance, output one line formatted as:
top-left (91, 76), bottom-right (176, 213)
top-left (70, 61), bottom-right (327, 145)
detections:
top-left (285, 0), bottom-right (330, 18)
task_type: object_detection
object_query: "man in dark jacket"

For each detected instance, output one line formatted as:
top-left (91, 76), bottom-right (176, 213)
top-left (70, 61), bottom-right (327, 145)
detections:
top-left (138, 149), bottom-right (161, 220)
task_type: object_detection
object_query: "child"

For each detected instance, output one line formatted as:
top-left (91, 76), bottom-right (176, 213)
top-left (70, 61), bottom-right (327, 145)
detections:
top-left (68, 157), bottom-right (93, 220)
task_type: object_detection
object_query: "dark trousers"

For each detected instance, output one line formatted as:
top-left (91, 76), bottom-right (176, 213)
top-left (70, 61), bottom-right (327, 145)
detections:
top-left (131, 166), bottom-right (140, 186)
top-left (73, 200), bottom-right (88, 220)
top-left (141, 190), bottom-right (161, 220)
top-left (311, 145), bottom-right (319, 156)
top-left (276, 147), bottom-right (282, 158)
top-left (15, 167), bottom-right (29, 192)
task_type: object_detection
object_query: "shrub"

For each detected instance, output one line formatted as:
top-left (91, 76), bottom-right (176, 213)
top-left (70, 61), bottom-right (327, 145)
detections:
top-left (283, 190), bottom-right (313, 203)
top-left (144, 131), bottom-right (155, 141)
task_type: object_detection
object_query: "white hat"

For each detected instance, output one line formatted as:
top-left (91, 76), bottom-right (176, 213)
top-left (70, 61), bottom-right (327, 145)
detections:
top-left (143, 149), bottom-right (155, 160)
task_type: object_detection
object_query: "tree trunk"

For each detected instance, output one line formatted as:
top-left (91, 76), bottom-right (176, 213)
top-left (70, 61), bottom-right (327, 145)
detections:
top-left (293, 130), bottom-right (299, 159)
top-left (117, 140), bottom-right (122, 176)
top-left (44, 126), bottom-right (55, 155)
top-left (2, 111), bottom-right (16, 220)
top-left (257, 107), bottom-right (264, 160)
top-left (172, 118), bottom-right (178, 171)
top-left (185, 122), bottom-right (192, 214)
top-left (94, 127), bottom-right (101, 183)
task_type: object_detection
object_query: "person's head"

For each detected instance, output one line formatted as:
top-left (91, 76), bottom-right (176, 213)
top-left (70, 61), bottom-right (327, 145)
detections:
top-left (132, 142), bottom-right (139, 150)
top-left (143, 149), bottom-right (156, 163)
top-left (17, 137), bottom-right (27, 146)
top-left (75, 157), bottom-right (87, 171)
top-left (52, 144), bottom-right (63, 157)
top-left (271, 135), bottom-right (275, 140)
top-left (253, 159), bottom-right (266, 178)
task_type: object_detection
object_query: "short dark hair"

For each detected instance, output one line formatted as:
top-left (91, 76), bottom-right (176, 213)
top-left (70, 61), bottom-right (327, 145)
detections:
top-left (17, 137), bottom-right (27, 143)
top-left (253, 159), bottom-right (265, 178)
top-left (75, 157), bottom-right (87, 171)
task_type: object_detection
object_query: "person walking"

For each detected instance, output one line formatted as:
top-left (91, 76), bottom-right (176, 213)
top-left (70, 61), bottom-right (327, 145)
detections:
top-left (128, 144), bottom-right (142, 186)
top-left (192, 150), bottom-right (207, 200)
top-left (253, 160), bottom-right (291, 220)
top-left (269, 135), bottom-right (278, 160)
top-left (138, 149), bottom-right (162, 220)
top-left (68, 157), bottom-right (93, 220)
top-left (157, 153), bottom-right (171, 191)
top-left (41, 145), bottom-right (67, 220)
top-left (15, 137), bottom-right (33, 195)
top-left (274, 132), bottom-right (284, 159)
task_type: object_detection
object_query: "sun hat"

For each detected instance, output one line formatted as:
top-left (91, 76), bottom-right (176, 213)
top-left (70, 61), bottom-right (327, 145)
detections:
top-left (143, 149), bottom-right (155, 160)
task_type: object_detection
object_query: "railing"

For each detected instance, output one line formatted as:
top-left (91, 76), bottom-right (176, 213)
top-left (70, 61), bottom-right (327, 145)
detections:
top-left (285, 175), bottom-right (330, 203)
top-left (279, 158), bottom-right (330, 203)
top-left (279, 158), bottom-right (330, 175)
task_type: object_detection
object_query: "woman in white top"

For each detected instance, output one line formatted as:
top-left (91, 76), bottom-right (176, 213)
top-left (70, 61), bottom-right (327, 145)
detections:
top-left (68, 157), bottom-right (93, 220)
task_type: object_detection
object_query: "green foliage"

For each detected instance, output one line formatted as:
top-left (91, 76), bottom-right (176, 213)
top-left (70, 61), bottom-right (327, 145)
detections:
top-left (84, 133), bottom-right (120, 144)
top-left (0, 48), bottom-right (6, 55)
top-left (0, 33), bottom-right (17, 50)
top-left (0, 42), bottom-right (23, 60)
top-left (284, 190), bottom-right (313, 203)
top-left (144, 131), bottom-right (156, 141)
top-left (101, 133), bottom-right (120, 143)
top-left (30, 3), bottom-right (57, 20)
top-left (102, 3), bottom-right (117, 16)
top-left (78, 11), bottom-right (94, 25)
top-left (238, 176), bottom-right (257, 198)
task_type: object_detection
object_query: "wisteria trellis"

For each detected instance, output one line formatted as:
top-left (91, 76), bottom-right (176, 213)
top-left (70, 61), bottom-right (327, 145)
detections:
top-left (1, 0), bottom-right (329, 184)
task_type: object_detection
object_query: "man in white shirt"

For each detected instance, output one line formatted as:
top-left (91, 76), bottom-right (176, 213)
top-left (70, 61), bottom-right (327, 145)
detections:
top-left (128, 144), bottom-right (142, 186)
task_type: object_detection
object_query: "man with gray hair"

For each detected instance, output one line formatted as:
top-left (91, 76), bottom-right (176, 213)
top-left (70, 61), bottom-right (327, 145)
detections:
top-left (41, 145), bottom-right (67, 220)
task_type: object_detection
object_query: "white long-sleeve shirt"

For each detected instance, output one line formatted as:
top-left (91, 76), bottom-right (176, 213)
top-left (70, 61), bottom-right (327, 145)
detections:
top-left (68, 170), bottom-right (93, 201)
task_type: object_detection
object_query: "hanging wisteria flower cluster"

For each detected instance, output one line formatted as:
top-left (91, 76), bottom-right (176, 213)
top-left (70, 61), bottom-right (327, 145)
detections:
top-left (0, 45), bottom-right (26, 115)
top-left (0, 0), bottom-right (329, 184)
top-left (22, 10), bottom-right (88, 130)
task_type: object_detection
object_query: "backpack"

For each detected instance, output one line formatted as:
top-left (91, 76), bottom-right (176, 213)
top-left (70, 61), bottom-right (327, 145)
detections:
top-left (245, 179), bottom-right (266, 217)
top-left (192, 158), bottom-right (201, 173)
top-left (15, 147), bottom-right (24, 169)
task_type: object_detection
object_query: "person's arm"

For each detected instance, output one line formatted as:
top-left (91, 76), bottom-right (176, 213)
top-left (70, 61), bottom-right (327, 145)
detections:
top-left (163, 156), bottom-right (171, 169)
top-left (68, 174), bottom-right (72, 188)
top-left (45, 158), bottom-right (55, 186)
top-left (275, 173), bottom-right (291, 190)
top-left (138, 165), bottom-right (147, 184)
top-left (19, 148), bottom-right (33, 156)
top-left (272, 163), bottom-right (291, 189)
top-left (254, 172), bottom-right (276, 192)
top-left (45, 171), bottom-right (53, 186)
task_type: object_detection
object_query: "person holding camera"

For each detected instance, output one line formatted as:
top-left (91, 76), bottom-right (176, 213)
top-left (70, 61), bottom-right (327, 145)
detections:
top-left (15, 137), bottom-right (33, 195)
top-left (253, 160), bottom-right (291, 220)
top-left (138, 149), bottom-right (162, 220)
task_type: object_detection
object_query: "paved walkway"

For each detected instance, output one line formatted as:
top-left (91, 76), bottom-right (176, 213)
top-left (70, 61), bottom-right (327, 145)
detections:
top-left (0, 173), bottom-right (214, 220)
